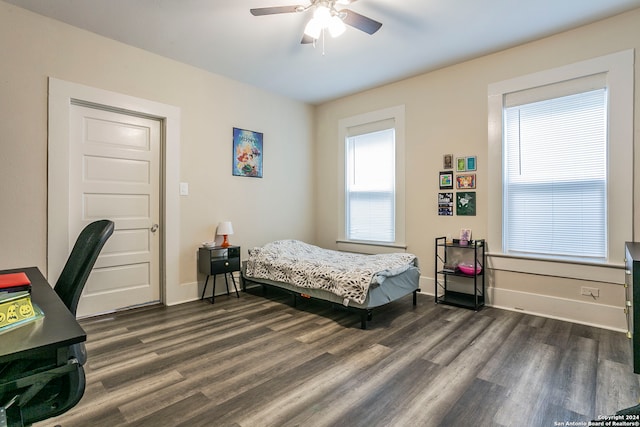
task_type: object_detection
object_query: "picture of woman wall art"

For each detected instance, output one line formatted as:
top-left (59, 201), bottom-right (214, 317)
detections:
top-left (233, 127), bottom-right (263, 178)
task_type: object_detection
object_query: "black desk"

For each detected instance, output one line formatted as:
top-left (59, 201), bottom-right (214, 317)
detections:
top-left (0, 267), bottom-right (86, 365)
top-left (1, 267), bottom-right (87, 426)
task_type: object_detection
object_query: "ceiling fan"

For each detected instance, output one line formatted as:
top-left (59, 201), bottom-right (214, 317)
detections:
top-left (250, 0), bottom-right (382, 44)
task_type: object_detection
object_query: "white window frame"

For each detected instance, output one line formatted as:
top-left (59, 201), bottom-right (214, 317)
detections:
top-left (487, 50), bottom-right (634, 282)
top-left (338, 105), bottom-right (406, 253)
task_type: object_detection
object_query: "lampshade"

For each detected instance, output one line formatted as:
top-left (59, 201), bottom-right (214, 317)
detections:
top-left (217, 221), bottom-right (234, 248)
top-left (216, 221), bottom-right (234, 236)
top-left (328, 16), bottom-right (346, 37)
top-left (304, 18), bottom-right (322, 39)
top-left (313, 5), bottom-right (331, 27)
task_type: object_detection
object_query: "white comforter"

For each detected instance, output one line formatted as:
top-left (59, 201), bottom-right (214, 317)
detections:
top-left (245, 240), bottom-right (417, 304)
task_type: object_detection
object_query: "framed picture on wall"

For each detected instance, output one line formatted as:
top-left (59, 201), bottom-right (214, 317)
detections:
top-left (443, 154), bottom-right (453, 169)
top-left (456, 173), bottom-right (476, 189)
top-left (466, 156), bottom-right (477, 171)
top-left (438, 192), bottom-right (454, 216)
top-left (232, 127), bottom-right (263, 178)
top-left (439, 171), bottom-right (453, 189)
top-left (456, 157), bottom-right (466, 172)
top-left (456, 191), bottom-right (476, 216)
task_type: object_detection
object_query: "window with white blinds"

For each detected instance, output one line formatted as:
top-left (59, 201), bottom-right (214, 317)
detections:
top-left (346, 127), bottom-right (395, 242)
top-left (338, 105), bottom-right (406, 250)
top-left (488, 50), bottom-right (633, 273)
top-left (503, 87), bottom-right (607, 260)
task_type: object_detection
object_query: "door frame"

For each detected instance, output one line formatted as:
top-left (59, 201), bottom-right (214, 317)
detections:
top-left (48, 77), bottom-right (181, 308)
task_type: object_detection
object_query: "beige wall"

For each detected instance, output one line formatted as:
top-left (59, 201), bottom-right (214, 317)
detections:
top-left (0, 2), bottom-right (315, 296)
top-left (2, 1), bottom-right (639, 329)
top-left (315, 9), bottom-right (640, 330)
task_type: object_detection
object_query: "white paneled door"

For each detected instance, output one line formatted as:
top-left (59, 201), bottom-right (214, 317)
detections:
top-left (69, 104), bottom-right (161, 317)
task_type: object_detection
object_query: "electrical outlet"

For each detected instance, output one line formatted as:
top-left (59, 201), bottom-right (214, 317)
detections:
top-left (581, 286), bottom-right (600, 298)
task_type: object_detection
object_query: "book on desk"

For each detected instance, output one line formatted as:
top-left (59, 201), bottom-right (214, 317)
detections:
top-left (0, 271), bottom-right (31, 293)
top-left (0, 271), bottom-right (44, 334)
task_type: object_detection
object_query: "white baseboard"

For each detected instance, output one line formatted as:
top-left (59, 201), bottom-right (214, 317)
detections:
top-left (175, 276), bottom-right (627, 332)
top-left (488, 287), bottom-right (626, 332)
top-left (165, 280), bottom-right (200, 306)
top-left (169, 272), bottom-right (243, 306)
top-left (419, 277), bottom-right (627, 332)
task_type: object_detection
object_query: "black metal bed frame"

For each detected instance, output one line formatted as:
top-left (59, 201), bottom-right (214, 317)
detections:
top-left (241, 273), bottom-right (419, 329)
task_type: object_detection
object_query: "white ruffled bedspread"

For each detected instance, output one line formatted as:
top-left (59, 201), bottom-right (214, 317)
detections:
top-left (245, 240), bottom-right (418, 304)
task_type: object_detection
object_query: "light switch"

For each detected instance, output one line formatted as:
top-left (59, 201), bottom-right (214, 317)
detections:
top-left (179, 182), bottom-right (189, 196)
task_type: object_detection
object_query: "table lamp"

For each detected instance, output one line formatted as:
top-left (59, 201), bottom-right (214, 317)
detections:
top-left (217, 221), bottom-right (234, 248)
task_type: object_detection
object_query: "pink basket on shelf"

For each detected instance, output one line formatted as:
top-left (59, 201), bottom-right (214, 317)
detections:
top-left (457, 263), bottom-right (482, 275)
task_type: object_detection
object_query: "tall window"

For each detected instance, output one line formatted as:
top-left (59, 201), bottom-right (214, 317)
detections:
top-left (338, 105), bottom-right (406, 249)
top-left (488, 50), bottom-right (633, 273)
top-left (504, 87), bottom-right (607, 260)
top-left (346, 128), bottom-right (395, 242)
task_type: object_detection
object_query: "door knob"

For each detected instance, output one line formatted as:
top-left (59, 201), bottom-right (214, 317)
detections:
top-left (150, 224), bottom-right (159, 233)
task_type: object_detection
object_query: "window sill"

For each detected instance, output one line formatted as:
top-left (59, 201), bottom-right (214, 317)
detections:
top-left (487, 252), bottom-right (625, 284)
top-left (336, 240), bottom-right (408, 254)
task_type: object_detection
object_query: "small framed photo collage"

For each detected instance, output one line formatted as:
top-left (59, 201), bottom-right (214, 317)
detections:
top-left (438, 154), bottom-right (477, 216)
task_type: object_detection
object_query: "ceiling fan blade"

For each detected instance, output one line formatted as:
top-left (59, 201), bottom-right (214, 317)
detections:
top-left (340, 9), bottom-right (382, 35)
top-left (250, 6), bottom-right (301, 16)
top-left (301, 33), bottom-right (315, 44)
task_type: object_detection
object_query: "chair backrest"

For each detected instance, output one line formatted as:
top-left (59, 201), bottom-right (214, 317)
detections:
top-left (54, 219), bottom-right (115, 315)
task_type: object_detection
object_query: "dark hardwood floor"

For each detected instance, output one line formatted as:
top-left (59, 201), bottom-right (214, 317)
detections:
top-left (40, 287), bottom-right (640, 427)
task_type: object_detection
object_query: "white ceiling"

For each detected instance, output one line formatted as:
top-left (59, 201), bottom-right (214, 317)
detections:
top-left (5, 0), bottom-right (639, 104)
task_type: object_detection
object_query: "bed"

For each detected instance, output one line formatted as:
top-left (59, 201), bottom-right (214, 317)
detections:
top-left (241, 240), bottom-right (421, 329)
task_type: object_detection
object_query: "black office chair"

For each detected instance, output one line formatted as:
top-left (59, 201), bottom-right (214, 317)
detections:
top-left (0, 219), bottom-right (114, 427)
top-left (54, 219), bottom-right (115, 366)
top-left (54, 219), bottom-right (115, 316)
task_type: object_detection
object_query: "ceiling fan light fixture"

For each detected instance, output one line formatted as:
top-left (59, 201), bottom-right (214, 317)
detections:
top-left (250, 0), bottom-right (383, 46)
top-left (313, 5), bottom-right (332, 27)
top-left (304, 18), bottom-right (322, 39)
top-left (328, 16), bottom-right (346, 37)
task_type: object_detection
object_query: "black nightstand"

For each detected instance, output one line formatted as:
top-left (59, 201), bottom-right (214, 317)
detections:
top-left (198, 245), bottom-right (240, 303)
